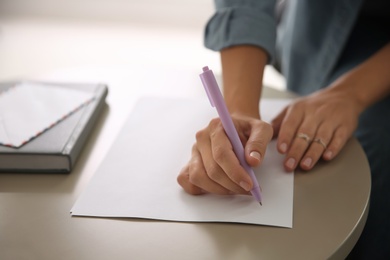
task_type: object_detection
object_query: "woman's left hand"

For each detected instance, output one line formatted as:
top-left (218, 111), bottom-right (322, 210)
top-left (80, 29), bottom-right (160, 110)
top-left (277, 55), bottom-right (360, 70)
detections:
top-left (271, 87), bottom-right (364, 172)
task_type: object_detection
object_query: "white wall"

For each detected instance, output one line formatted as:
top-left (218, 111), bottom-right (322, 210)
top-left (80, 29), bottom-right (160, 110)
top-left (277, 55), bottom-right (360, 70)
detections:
top-left (0, 0), bottom-right (214, 28)
top-left (0, 0), bottom-right (285, 89)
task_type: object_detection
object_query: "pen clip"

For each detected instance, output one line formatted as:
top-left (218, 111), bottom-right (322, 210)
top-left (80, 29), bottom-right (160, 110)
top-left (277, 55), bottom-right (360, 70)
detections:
top-left (200, 66), bottom-right (215, 107)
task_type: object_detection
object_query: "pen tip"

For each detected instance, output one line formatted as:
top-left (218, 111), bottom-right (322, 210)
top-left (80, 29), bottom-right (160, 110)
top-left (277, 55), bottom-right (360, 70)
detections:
top-left (259, 202), bottom-right (262, 206)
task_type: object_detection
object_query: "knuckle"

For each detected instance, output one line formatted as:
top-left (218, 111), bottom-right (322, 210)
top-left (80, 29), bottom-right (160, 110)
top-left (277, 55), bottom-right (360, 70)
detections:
top-left (209, 118), bottom-right (221, 128)
top-left (297, 127), bottom-right (312, 136)
top-left (306, 147), bottom-right (321, 160)
top-left (328, 140), bottom-right (342, 152)
top-left (250, 119), bottom-right (262, 128)
top-left (195, 129), bottom-right (206, 141)
top-left (249, 139), bottom-right (267, 149)
top-left (333, 127), bottom-right (350, 145)
top-left (282, 123), bottom-right (295, 134)
top-left (177, 165), bottom-right (189, 182)
top-left (287, 144), bottom-right (305, 158)
top-left (178, 168), bottom-right (202, 195)
top-left (227, 170), bottom-right (243, 184)
top-left (336, 127), bottom-right (348, 138)
top-left (188, 173), bottom-right (200, 186)
top-left (191, 143), bottom-right (197, 153)
top-left (206, 164), bottom-right (222, 181)
top-left (188, 166), bottom-right (203, 185)
top-left (188, 160), bottom-right (202, 176)
top-left (212, 145), bottom-right (227, 163)
top-left (253, 121), bottom-right (274, 136)
top-left (177, 172), bottom-right (186, 186)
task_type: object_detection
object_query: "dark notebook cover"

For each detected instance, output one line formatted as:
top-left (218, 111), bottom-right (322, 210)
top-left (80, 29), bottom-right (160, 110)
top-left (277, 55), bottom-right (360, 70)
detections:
top-left (0, 81), bottom-right (108, 173)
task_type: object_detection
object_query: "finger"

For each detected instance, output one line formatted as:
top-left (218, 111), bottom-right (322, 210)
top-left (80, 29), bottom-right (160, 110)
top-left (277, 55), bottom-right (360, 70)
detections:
top-left (323, 126), bottom-right (351, 161)
top-left (284, 117), bottom-right (318, 172)
top-left (270, 106), bottom-right (288, 138)
top-left (208, 121), bottom-right (252, 194)
top-left (299, 122), bottom-right (332, 170)
top-left (276, 104), bottom-right (304, 154)
top-left (177, 164), bottom-right (205, 195)
top-left (245, 120), bottom-right (273, 167)
top-left (188, 144), bottom-right (231, 195)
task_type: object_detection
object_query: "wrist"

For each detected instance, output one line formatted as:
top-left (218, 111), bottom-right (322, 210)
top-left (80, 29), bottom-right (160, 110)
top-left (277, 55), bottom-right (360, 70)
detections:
top-left (220, 45), bottom-right (267, 120)
top-left (228, 104), bottom-right (261, 119)
top-left (327, 43), bottom-right (390, 111)
top-left (326, 81), bottom-right (367, 114)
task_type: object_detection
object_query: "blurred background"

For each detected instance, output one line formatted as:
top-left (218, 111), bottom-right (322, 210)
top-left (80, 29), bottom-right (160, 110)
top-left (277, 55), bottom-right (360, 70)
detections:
top-left (0, 0), bottom-right (285, 88)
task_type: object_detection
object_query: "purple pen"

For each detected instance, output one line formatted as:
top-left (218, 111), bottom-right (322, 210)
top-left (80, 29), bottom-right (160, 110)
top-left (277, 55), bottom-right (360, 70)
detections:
top-left (199, 66), bottom-right (262, 205)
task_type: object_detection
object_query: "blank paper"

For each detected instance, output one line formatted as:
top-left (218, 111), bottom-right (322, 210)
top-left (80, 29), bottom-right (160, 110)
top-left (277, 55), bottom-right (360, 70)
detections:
top-left (71, 97), bottom-right (294, 228)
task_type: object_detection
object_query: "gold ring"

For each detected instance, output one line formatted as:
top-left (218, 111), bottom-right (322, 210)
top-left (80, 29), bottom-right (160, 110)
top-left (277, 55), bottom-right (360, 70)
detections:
top-left (314, 138), bottom-right (327, 149)
top-left (296, 133), bottom-right (311, 142)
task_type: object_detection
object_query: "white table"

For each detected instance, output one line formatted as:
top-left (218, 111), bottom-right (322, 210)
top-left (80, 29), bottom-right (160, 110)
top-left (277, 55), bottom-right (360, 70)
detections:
top-left (0, 67), bottom-right (370, 260)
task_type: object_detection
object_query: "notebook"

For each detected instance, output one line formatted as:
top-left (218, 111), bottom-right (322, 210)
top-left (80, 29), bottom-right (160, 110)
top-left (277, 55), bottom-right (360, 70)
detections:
top-left (0, 81), bottom-right (108, 173)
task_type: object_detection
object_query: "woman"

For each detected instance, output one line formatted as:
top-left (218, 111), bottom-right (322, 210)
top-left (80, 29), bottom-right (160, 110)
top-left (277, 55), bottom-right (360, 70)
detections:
top-left (178, 0), bottom-right (390, 258)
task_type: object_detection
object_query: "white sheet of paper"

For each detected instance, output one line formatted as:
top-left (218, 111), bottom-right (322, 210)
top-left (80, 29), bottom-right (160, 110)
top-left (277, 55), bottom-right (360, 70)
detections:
top-left (0, 82), bottom-right (94, 147)
top-left (71, 97), bottom-right (294, 228)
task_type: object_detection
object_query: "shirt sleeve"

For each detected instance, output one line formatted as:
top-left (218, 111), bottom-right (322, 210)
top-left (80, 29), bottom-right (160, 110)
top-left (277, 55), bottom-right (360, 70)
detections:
top-left (204, 0), bottom-right (277, 61)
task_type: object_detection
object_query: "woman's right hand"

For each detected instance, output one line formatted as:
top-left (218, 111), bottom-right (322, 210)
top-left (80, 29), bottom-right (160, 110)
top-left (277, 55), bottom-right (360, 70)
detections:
top-left (177, 114), bottom-right (273, 196)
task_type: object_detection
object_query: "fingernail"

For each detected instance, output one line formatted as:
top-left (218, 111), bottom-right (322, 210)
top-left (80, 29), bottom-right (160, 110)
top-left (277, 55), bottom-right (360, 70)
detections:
top-left (240, 181), bottom-right (251, 191)
top-left (324, 150), bottom-right (333, 159)
top-left (286, 158), bottom-right (295, 169)
top-left (250, 151), bottom-right (261, 162)
top-left (302, 157), bottom-right (312, 168)
top-left (280, 143), bottom-right (287, 153)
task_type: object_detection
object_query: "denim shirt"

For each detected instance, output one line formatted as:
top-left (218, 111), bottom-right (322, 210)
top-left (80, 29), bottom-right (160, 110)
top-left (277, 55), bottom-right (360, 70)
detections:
top-left (204, 0), bottom-right (364, 95)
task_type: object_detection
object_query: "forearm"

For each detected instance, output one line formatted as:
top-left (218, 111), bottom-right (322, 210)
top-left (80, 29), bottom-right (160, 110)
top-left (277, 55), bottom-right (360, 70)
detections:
top-left (329, 42), bottom-right (390, 112)
top-left (220, 45), bottom-right (268, 119)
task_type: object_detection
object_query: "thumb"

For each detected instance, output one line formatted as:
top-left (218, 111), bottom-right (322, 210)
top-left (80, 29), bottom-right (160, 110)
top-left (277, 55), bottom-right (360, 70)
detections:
top-left (245, 120), bottom-right (273, 167)
top-left (270, 107), bottom-right (287, 138)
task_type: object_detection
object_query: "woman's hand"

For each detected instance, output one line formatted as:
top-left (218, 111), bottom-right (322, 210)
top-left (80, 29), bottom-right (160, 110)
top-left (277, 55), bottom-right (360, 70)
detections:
top-left (272, 43), bottom-right (390, 172)
top-left (271, 87), bottom-right (364, 172)
top-left (177, 114), bottom-right (273, 195)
